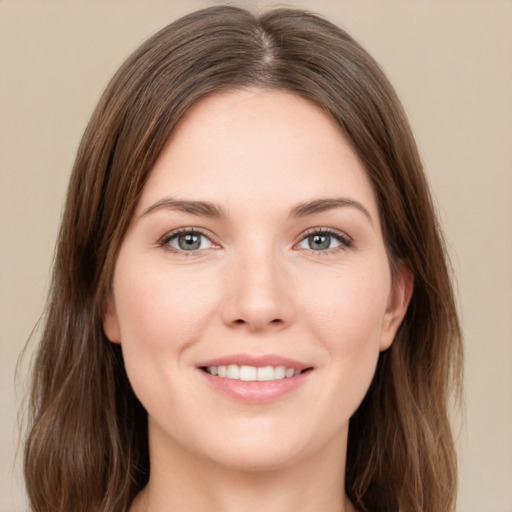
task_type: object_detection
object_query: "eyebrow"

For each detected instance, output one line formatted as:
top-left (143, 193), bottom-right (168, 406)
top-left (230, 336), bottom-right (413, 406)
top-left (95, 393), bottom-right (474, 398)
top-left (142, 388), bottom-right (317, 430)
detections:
top-left (290, 197), bottom-right (373, 224)
top-left (140, 198), bottom-right (227, 218)
top-left (140, 196), bottom-right (372, 224)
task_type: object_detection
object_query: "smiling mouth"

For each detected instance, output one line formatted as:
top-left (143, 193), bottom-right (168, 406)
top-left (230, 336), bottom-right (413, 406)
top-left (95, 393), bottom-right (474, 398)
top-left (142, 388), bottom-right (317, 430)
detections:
top-left (201, 365), bottom-right (312, 382)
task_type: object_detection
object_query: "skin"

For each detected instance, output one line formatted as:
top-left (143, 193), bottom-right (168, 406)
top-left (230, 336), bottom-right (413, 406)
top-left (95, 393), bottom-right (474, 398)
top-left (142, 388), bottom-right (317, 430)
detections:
top-left (103, 89), bottom-right (413, 512)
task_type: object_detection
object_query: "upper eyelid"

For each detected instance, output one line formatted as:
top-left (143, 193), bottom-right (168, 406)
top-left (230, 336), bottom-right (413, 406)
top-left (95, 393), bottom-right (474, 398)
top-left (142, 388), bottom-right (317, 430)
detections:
top-left (293, 228), bottom-right (354, 254)
top-left (159, 227), bottom-right (218, 246)
top-left (297, 227), bottom-right (352, 243)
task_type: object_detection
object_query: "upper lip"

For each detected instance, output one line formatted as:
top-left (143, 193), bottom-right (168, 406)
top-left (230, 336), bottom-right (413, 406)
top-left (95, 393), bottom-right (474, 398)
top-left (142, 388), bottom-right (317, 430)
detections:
top-left (197, 354), bottom-right (312, 370)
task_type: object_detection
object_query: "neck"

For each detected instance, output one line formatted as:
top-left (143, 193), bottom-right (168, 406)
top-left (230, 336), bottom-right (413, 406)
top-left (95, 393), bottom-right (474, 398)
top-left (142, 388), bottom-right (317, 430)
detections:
top-left (132, 421), bottom-right (356, 512)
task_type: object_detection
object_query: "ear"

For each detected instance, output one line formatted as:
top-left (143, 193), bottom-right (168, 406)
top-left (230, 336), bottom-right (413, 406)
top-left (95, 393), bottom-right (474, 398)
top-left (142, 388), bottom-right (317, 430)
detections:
top-left (380, 260), bottom-right (414, 351)
top-left (102, 294), bottom-right (121, 343)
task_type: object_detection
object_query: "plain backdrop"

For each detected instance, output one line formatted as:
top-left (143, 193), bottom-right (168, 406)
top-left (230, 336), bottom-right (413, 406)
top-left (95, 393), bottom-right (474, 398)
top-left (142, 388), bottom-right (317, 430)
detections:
top-left (1, 1), bottom-right (511, 511)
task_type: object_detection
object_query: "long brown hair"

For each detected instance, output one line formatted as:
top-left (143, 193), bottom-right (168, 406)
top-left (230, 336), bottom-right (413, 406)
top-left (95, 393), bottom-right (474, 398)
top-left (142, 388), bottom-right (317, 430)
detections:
top-left (24, 6), bottom-right (462, 512)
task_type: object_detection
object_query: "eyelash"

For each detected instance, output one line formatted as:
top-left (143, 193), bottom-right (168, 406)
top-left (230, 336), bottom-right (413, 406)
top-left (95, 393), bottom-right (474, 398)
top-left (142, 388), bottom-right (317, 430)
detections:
top-left (158, 227), bottom-right (217, 256)
top-left (297, 227), bottom-right (353, 255)
top-left (158, 227), bottom-right (353, 255)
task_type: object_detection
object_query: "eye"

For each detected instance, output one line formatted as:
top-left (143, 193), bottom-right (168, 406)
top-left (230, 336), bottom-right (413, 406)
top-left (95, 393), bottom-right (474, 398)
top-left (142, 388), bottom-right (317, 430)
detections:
top-left (161, 229), bottom-right (214, 252)
top-left (296, 229), bottom-right (352, 252)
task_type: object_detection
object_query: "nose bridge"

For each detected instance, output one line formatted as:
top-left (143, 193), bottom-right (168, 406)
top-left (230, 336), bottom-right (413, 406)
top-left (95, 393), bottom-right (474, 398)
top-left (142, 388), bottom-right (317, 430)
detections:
top-left (222, 238), bottom-right (292, 330)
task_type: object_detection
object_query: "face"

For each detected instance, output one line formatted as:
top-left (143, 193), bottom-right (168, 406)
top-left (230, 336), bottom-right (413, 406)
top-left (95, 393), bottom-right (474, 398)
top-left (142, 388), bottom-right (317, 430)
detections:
top-left (103, 90), bottom-right (412, 472)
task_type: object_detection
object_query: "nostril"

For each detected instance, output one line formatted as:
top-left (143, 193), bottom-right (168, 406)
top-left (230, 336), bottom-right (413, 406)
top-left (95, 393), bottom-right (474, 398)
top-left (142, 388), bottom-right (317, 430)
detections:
top-left (233, 318), bottom-right (282, 326)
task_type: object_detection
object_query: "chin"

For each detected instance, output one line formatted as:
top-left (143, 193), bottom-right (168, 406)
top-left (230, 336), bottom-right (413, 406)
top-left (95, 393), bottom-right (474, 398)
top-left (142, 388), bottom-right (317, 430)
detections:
top-left (187, 415), bottom-right (346, 474)
top-left (203, 441), bottom-right (308, 473)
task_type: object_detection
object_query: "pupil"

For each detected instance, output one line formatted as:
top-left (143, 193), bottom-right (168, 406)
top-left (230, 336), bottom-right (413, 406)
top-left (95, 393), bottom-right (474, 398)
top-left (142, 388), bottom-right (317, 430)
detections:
top-left (179, 233), bottom-right (200, 250)
top-left (310, 234), bottom-right (330, 250)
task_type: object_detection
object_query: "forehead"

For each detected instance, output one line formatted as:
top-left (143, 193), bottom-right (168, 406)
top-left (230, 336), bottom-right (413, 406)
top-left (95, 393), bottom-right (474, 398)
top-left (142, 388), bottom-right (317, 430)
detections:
top-left (137, 89), bottom-right (379, 219)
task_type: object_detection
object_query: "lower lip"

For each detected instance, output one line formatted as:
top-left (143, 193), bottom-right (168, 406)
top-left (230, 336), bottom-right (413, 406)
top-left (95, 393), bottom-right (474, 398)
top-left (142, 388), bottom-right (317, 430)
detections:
top-left (199, 369), bottom-right (311, 404)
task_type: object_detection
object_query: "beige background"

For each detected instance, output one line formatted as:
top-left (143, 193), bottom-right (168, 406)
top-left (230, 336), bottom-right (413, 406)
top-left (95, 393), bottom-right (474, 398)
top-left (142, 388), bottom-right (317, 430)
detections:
top-left (1, 1), bottom-right (511, 511)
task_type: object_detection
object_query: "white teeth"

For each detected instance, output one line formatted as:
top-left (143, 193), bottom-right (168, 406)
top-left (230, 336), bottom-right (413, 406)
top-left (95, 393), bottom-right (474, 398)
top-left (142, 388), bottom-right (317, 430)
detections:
top-left (205, 364), bottom-right (304, 381)
top-left (226, 364), bottom-right (239, 379)
top-left (239, 365), bottom-right (257, 381)
top-left (257, 366), bottom-right (274, 381)
top-left (274, 366), bottom-right (286, 379)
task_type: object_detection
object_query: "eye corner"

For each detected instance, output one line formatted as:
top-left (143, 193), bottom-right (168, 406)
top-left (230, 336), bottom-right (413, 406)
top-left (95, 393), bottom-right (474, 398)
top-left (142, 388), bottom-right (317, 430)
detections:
top-left (158, 227), bottom-right (220, 254)
top-left (294, 227), bottom-right (353, 254)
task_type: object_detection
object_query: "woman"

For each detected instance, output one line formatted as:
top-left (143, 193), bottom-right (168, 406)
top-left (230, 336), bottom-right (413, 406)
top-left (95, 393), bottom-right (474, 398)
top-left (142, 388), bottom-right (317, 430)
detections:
top-left (24, 6), bottom-right (462, 512)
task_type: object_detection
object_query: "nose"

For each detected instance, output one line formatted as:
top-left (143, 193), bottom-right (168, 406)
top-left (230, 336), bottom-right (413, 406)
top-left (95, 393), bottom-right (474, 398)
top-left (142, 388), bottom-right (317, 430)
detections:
top-left (221, 247), bottom-right (294, 332)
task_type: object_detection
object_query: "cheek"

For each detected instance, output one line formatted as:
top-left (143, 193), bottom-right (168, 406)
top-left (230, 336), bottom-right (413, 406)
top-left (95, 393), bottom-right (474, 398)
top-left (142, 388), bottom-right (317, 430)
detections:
top-left (307, 265), bottom-right (390, 347)
top-left (304, 266), bottom-right (390, 400)
top-left (110, 261), bottom-right (221, 406)
top-left (113, 261), bottom-right (218, 350)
